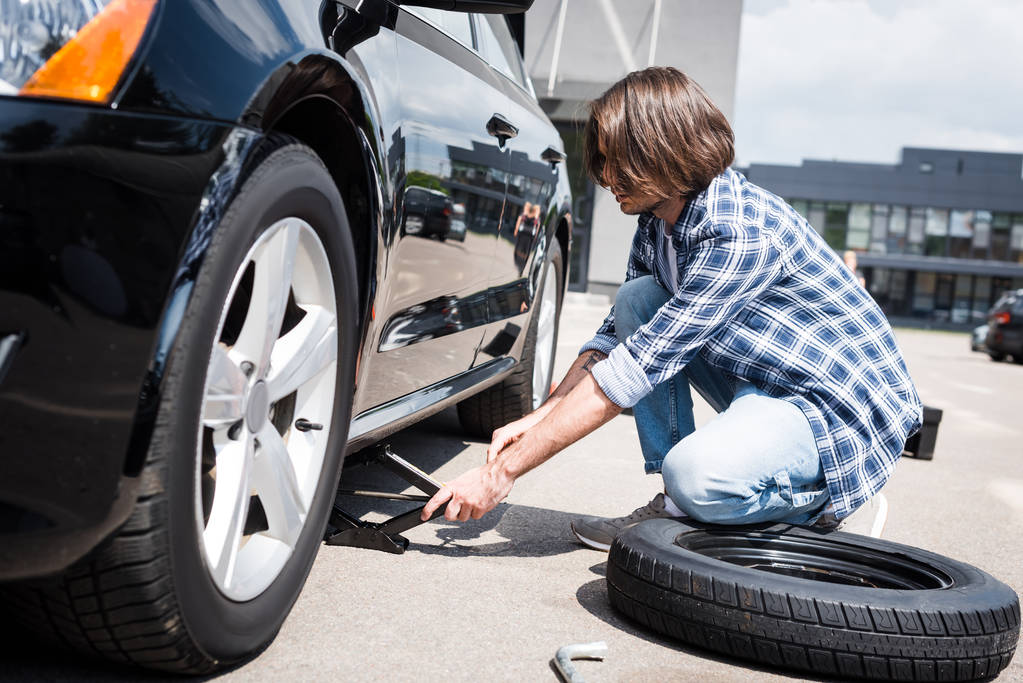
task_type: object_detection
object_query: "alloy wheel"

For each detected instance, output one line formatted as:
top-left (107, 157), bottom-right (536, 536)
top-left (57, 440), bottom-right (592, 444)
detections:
top-left (531, 259), bottom-right (558, 410)
top-left (195, 217), bottom-right (338, 600)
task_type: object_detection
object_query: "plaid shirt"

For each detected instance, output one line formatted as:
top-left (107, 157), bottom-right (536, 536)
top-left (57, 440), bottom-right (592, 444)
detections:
top-left (582, 168), bottom-right (922, 519)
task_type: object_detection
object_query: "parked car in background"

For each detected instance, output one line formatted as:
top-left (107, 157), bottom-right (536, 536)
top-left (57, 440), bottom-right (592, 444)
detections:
top-left (0, 0), bottom-right (569, 673)
top-left (986, 289), bottom-right (1023, 362)
top-left (971, 323), bottom-right (989, 352)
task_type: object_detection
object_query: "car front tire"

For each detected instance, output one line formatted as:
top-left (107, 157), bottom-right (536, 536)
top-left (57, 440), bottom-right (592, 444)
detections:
top-left (6, 142), bottom-right (358, 673)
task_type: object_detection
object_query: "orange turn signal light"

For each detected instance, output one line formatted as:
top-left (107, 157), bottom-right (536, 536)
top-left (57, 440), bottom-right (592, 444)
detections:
top-left (19, 0), bottom-right (158, 104)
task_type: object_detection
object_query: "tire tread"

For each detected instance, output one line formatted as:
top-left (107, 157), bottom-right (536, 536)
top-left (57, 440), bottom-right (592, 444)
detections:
top-left (607, 533), bottom-right (1020, 681)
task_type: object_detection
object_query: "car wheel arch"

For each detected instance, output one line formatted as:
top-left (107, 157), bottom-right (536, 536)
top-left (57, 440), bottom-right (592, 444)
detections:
top-left (123, 110), bottom-right (380, 478)
top-left (250, 51), bottom-right (390, 329)
top-left (266, 94), bottom-right (379, 335)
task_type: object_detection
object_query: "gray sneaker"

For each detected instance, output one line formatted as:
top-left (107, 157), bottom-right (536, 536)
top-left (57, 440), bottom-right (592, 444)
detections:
top-left (571, 493), bottom-right (680, 551)
top-left (815, 493), bottom-right (888, 538)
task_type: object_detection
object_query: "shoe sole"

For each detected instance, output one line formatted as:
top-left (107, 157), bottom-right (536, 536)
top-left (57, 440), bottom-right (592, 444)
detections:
top-left (570, 524), bottom-right (612, 552)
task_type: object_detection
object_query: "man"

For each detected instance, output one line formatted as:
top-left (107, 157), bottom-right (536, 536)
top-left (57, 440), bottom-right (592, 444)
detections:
top-left (422, 67), bottom-right (922, 549)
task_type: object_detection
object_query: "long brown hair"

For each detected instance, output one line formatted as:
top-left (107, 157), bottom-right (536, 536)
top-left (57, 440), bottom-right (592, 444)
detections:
top-left (583, 67), bottom-right (734, 202)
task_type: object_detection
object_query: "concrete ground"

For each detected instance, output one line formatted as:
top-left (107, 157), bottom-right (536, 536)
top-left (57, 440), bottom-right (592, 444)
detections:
top-left (3, 293), bottom-right (1022, 682)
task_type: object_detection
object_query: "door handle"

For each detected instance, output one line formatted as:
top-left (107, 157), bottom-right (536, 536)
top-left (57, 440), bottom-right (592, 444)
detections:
top-left (486, 113), bottom-right (519, 147)
top-left (541, 146), bottom-right (566, 166)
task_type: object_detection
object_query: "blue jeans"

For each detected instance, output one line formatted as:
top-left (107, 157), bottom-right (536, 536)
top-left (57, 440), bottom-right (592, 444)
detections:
top-left (614, 276), bottom-right (829, 525)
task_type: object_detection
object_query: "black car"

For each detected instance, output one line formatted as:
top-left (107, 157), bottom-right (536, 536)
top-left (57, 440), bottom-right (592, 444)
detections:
top-left (402, 185), bottom-right (458, 240)
top-left (0, 0), bottom-right (570, 673)
top-left (986, 288), bottom-right (1023, 362)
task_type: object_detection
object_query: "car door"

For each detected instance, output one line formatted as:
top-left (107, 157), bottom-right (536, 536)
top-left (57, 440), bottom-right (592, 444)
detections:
top-left (470, 13), bottom-right (564, 367)
top-left (360, 5), bottom-right (513, 408)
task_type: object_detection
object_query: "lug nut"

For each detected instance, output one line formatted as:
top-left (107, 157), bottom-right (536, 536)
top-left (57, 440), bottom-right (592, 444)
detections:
top-left (240, 361), bottom-right (255, 376)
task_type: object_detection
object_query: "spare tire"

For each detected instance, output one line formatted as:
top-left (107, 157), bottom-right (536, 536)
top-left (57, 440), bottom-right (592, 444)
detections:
top-left (608, 519), bottom-right (1020, 681)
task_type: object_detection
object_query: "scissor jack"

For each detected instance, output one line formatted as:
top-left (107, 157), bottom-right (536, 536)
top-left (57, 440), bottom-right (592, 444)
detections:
top-left (324, 444), bottom-right (447, 554)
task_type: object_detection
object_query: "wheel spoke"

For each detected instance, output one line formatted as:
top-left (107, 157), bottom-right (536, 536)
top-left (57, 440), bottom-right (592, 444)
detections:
top-left (202, 436), bottom-right (253, 590)
top-left (266, 306), bottom-right (337, 401)
top-left (234, 221), bottom-right (299, 373)
top-left (540, 296), bottom-right (556, 329)
top-left (203, 344), bottom-right (246, 429)
top-left (253, 424), bottom-right (306, 548)
top-left (532, 264), bottom-right (558, 408)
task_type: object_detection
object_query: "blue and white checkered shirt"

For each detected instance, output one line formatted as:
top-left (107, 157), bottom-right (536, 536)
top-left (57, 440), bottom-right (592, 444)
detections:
top-left (582, 168), bottom-right (922, 519)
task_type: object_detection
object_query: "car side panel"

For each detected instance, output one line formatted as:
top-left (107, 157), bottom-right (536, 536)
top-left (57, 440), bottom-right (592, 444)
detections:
top-left (354, 8), bottom-right (507, 408)
top-left (472, 24), bottom-right (568, 367)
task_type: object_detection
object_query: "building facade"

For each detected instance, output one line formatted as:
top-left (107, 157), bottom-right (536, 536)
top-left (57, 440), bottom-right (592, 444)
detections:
top-left (524, 0), bottom-right (743, 294)
top-left (746, 148), bottom-right (1023, 327)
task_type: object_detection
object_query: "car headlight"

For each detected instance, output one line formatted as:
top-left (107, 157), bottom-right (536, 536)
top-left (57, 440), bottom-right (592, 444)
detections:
top-left (0, 0), bottom-right (157, 104)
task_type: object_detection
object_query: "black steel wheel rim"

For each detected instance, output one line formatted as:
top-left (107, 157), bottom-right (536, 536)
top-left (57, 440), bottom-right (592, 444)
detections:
top-left (675, 530), bottom-right (955, 590)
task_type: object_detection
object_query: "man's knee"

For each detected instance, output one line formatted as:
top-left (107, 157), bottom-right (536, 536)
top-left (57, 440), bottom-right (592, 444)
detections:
top-left (662, 442), bottom-right (723, 522)
top-left (662, 439), bottom-right (752, 523)
top-left (615, 276), bottom-right (670, 341)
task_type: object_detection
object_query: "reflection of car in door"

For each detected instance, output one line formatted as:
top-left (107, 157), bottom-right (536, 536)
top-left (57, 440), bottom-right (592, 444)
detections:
top-left (401, 185), bottom-right (454, 240)
top-left (0, 0), bottom-right (570, 674)
top-left (449, 200), bottom-right (467, 241)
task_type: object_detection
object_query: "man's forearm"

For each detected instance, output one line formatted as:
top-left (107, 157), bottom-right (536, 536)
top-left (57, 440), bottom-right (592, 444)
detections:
top-left (537, 350), bottom-right (608, 414)
top-left (494, 370), bottom-right (622, 480)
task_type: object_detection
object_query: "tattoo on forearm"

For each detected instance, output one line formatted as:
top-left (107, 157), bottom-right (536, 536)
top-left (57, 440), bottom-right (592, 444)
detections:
top-left (581, 352), bottom-right (601, 373)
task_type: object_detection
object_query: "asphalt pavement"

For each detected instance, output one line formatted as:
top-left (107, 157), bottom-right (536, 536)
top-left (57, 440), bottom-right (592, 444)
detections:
top-left (2, 292), bottom-right (1022, 682)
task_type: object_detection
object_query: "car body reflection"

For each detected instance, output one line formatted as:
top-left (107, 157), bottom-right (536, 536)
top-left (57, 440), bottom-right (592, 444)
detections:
top-left (402, 185), bottom-right (461, 241)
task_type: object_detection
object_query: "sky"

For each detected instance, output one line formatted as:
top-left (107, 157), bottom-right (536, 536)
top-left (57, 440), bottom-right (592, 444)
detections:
top-left (732, 0), bottom-right (1023, 167)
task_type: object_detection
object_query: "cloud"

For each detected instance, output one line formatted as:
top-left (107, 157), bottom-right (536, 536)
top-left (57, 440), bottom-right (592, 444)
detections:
top-left (734, 0), bottom-right (1023, 165)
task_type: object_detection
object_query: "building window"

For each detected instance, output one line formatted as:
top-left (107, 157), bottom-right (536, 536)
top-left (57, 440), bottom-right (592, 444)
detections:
top-left (808, 202), bottom-right (826, 236)
top-left (973, 276), bottom-right (991, 321)
top-left (952, 273), bottom-right (972, 323)
top-left (870, 204), bottom-right (888, 253)
top-left (924, 208), bottom-right (949, 257)
top-left (913, 271), bottom-right (936, 315)
top-left (991, 213), bottom-right (1011, 261)
top-left (868, 268), bottom-right (911, 316)
top-left (846, 203), bottom-right (870, 251)
top-left (887, 205), bottom-right (907, 254)
top-left (869, 266), bottom-right (889, 297)
top-left (789, 199), bottom-right (808, 218)
top-left (1012, 214), bottom-right (1023, 263)
top-left (933, 273), bottom-right (954, 321)
top-left (972, 210), bottom-right (992, 259)
top-left (907, 207), bottom-right (926, 255)
top-left (824, 202), bottom-right (849, 250)
top-left (919, 161), bottom-right (934, 174)
top-left (890, 269), bottom-right (910, 315)
top-left (948, 209), bottom-right (974, 259)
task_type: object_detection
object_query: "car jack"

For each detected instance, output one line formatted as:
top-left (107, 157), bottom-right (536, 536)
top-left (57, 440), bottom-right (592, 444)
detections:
top-left (324, 444), bottom-right (447, 554)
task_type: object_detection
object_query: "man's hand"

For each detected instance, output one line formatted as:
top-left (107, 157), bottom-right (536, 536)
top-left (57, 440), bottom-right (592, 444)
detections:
top-left (420, 352), bottom-right (620, 526)
top-left (420, 462), bottom-right (514, 522)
